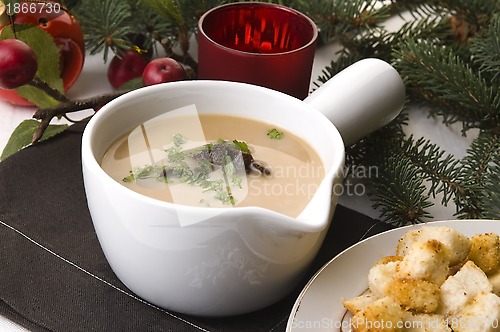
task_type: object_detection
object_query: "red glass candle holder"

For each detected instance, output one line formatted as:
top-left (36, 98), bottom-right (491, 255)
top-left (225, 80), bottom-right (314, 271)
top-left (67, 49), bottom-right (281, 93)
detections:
top-left (198, 2), bottom-right (318, 99)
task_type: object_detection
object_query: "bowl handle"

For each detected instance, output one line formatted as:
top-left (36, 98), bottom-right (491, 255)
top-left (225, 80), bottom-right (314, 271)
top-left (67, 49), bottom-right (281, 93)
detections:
top-left (304, 58), bottom-right (406, 146)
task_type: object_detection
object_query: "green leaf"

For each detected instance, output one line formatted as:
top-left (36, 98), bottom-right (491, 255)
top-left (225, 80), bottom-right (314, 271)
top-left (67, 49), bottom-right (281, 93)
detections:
top-left (118, 77), bottom-right (144, 91)
top-left (0, 24), bottom-right (64, 108)
top-left (0, 120), bottom-right (68, 161)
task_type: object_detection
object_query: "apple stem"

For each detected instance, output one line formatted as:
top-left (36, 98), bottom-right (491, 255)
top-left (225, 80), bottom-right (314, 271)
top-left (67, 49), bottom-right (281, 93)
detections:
top-left (31, 89), bottom-right (131, 143)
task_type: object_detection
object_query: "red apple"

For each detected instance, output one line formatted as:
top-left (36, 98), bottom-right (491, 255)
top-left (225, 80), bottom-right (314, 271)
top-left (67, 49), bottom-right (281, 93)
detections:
top-left (142, 57), bottom-right (187, 86)
top-left (107, 50), bottom-right (149, 89)
top-left (0, 39), bottom-right (38, 90)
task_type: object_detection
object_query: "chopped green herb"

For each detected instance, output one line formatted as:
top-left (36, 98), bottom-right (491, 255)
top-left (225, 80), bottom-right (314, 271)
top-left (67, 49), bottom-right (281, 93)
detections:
top-left (267, 128), bottom-right (284, 139)
top-left (167, 147), bottom-right (186, 163)
top-left (232, 175), bottom-right (243, 188)
top-left (123, 135), bottom-right (263, 206)
top-left (232, 140), bottom-right (251, 153)
top-left (123, 165), bottom-right (169, 183)
top-left (172, 133), bottom-right (187, 147)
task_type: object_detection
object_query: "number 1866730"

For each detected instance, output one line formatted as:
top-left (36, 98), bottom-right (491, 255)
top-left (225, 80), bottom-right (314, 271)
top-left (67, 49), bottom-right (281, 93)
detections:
top-left (4, 1), bottom-right (62, 16)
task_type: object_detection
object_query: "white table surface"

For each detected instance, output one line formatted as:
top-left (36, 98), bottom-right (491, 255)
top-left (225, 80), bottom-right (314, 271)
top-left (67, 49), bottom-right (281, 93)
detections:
top-left (0, 42), bottom-right (476, 330)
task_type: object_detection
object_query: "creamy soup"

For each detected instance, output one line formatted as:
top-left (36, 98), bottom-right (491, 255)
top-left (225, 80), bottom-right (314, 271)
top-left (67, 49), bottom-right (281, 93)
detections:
top-left (100, 113), bottom-right (324, 218)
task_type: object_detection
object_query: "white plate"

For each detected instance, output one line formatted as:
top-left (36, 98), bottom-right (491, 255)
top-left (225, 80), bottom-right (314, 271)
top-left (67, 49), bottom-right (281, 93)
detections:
top-left (286, 219), bottom-right (500, 331)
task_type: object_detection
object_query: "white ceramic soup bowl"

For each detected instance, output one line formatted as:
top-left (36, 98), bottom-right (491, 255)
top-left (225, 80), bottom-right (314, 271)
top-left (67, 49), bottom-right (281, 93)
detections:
top-left (81, 58), bottom-right (405, 316)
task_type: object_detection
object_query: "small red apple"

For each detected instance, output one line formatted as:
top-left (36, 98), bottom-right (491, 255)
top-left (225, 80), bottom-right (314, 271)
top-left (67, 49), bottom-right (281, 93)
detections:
top-left (107, 50), bottom-right (149, 89)
top-left (142, 57), bottom-right (187, 86)
top-left (0, 39), bottom-right (38, 90)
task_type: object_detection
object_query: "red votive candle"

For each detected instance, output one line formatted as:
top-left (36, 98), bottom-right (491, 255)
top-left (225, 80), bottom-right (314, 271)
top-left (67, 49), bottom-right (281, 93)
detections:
top-left (198, 2), bottom-right (318, 99)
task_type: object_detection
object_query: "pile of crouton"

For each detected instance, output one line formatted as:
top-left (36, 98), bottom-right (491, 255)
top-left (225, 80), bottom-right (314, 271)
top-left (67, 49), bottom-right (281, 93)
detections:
top-left (342, 226), bottom-right (500, 332)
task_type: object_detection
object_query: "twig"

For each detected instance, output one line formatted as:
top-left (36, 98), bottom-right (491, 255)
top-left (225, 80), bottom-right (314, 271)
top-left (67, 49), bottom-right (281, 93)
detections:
top-left (31, 89), bottom-right (131, 143)
top-left (158, 34), bottom-right (198, 75)
top-left (27, 76), bottom-right (70, 103)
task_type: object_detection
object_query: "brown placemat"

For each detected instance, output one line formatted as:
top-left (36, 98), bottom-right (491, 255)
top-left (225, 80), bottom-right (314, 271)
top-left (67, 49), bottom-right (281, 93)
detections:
top-left (0, 124), bottom-right (392, 331)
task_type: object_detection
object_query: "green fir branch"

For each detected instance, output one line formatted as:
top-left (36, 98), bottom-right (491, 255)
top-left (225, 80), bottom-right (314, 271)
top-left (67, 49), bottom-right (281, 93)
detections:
top-left (387, 0), bottom-right (438, 17)
top-left (393, 39), bottom-right (499, 131)
top-left (437, 0), bottom-right (499, 27)
top-left (75, 0), bottom-right (133, 61)
top-left (126, 0), bottom-right (175, 50)
top-left (470, 14), bottom-right (500, 82)
top-left (389, 12), bottom-right (453, 45)
top-left (345, 111), bottom-right (409, 167)
top-left (454, 130), bottom-right (500, 219)
top-left (482, 155), bottom-right (500, 219)
top-left (401, 136), bottom-right (462, 205)
top-left (141, 0), bottom-right (185, 25)
top-left (371, 153), bottom-right (434, 226)
top-left (289, 0), bottom-right (336, 44)
top-left (332, 0), bottom-right (391, 36)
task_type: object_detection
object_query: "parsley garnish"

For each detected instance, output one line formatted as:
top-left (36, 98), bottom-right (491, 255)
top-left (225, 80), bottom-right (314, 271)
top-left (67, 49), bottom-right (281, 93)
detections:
top-left (232, 139), bottom-right (251, 153)
top-left (267, 128), bottom-right (284, 139)
top-left (123, 135), bottom-right (255, 206)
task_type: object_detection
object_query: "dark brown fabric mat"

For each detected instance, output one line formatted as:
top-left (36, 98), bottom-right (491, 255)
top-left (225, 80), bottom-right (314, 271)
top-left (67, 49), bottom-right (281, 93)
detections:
top-left (0, 124), bottom-right (392, 331)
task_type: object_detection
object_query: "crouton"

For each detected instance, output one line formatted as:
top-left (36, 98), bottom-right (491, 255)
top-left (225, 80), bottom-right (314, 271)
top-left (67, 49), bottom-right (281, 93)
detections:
top-left (368, 260), bottom-right (400, 297)
top-left (451, 292), bottom-right (500, 332)
top-left (469, 233), bottom-right (500, 276)
top-left (397, 239), bottom-right (450, 285)
top-left (489, 271), bottom-right (500, 296)
top-left (387, 278), bottom-right (440, 313)
top-left (351, 296), bottom-right (407, 332)
top-left (396, 226), bottom-right (471, 266)
top-left (439, 261), bottom-right (493, 316)
top-left (406, 314), bottom-right (452, 332)
top-left (375, 255), bottom-right (403, 266)
top-left (343, 293), bottom-right (379, 314)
